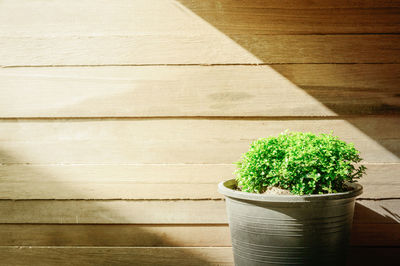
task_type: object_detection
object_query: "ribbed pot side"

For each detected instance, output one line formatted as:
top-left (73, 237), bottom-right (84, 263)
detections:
top-left (218, 179), bottom-right (363, 266)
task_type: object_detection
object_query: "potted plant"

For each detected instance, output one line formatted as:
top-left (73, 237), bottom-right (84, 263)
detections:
top-left (218, 131), bottom-right (366, 266)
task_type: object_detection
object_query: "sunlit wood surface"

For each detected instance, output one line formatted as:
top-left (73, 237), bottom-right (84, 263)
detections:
top-left (0, 0), bottom-right (399, 265)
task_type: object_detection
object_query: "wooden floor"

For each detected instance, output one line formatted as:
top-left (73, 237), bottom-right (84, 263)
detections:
top-left (0, 0), bottom-right (399, 265)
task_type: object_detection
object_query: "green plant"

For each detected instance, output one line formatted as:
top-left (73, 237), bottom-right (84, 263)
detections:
top-left (235, 131), bottom-right (366, 195)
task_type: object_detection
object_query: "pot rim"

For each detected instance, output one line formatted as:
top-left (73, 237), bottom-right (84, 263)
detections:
top-left (218, 179), bottom-right (363, 202)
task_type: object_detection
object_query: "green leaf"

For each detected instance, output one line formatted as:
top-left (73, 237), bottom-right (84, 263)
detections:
top-left (234, 131), bottom-right (366, 195)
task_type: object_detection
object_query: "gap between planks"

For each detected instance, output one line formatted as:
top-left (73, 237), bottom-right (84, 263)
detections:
top-left (1, 162), bottom-right (399, 166)
top-left (0, 115), bottom-right (398, 121)
top-left (0, 198), bottom-right (398, 202)
top-left (2, 62), bottom-right (400, 68)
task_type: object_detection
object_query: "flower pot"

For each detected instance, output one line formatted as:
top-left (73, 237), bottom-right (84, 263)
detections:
top-left (218, 179), bottom-right (363, 266)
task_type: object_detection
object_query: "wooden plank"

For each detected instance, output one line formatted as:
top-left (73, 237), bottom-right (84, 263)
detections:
top-left (272, 64), bottom-right (400, 115)
top-left (350, 224), bottom-right (400, 246)
top-left (0, 164), bottom-right (233, 184)
top-left (0, 34), bottom-right (259, 66)
top-left (0, 200), bottom-right (398, 224)
top-left (2, 35), bottom-right (399, 66)
top-left (0, 247), bottom-right (235, 266)
top-left (1, 65), bottom-right (399, 117)
top-left (0, 247), bottom-right (398, 266)
top-left (179, 0), bottom-right (400, 9)
top-left (0, 200), bottom-right (228, 224)
top-left (355, 200), bottom-right (400, 224)
top-left (347, 247), bottom-right (400, 265)
top-left (0, 0), bottom-right (216, 36)
top-left (358, 164), bottom-right (400, 199)
top-left (0, 223), bottom-right (398, 247)
top-left (0, 183), bottom-right (223, 200)
top-left (0, 163), bottom-right (397, 185)
top-left (0, 65), bottom-right (333, 117)
top-left (0, 182), bottom-right (396, 200)
top-left (0, 163), bottom-right (397, 199)
top-left (0, 119), bottom-right (398, 164)
top-left (272, 64), bottom-right (400, 89)
top-left (0, 224), bottom-right (232, 247)
top-left (178, 0), bottom-right (400, 34)
top-left (1, 0), bottom-right (399, 36)
top-left (229, 35), bottom-right (400, 64)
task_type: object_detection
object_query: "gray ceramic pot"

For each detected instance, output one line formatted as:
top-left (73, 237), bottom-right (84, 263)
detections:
top-left (218, 179), bottom-right (363, 266)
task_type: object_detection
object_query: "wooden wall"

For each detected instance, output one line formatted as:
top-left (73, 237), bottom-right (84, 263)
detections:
top-left (0, 0), bottom-right (399, 265)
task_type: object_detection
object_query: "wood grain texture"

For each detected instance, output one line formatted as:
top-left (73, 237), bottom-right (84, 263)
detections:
top-left (0, 164), bottom-right (231, 184)
top-left (0, 200), bottom-right (398, 224)
top-left (178, 0), bottom-right (400, 9)
top-left (0, 0), bottom-right (398, 262)
top-left (347, 247), bottom-right (400, 266)
top-left (0, 183), bottom-right (223, 200)
top-left (0, 182), bottom-right (396, 200)
top-left (2, 35), bottom-right (399, 66)
top-left (0, 246), bottom-right (398, 266)
top-left (0, 200), bottom-right (228, 224)
top-left (1, 65), bottom-right (399, 117)
top-left (1, 0), bottom-right (399, 36)
top-left (178, 0), bottom-right (400, 34)
top-left (0, 247), bottom-right (235, 266)
top-left (0, 65), bottom-right (333, 117)
top-left (350, 224), bottom-right (400, 246)
top-left (0, 34), bottom-right (259, 66)
top-left (230, 35), bottom-right (400, 63)
top-left (355, 200), bottom-right (400, 224)
top-left (0, 223), bottom-right (398, 247)
top-left (0, 224), bottom-right (232, 247)
top-left (0, 163), bottom-right (397, 199)
top-left (0, 119), bottom-right (398, 164)
top-left (0, 0), bottom-right (216, 36)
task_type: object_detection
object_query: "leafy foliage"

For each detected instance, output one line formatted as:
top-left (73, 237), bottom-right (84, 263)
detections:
top-left (235, 131), bottom-right (366, 195)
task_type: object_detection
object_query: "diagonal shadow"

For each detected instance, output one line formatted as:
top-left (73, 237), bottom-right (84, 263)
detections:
top-left (175, 0), bottom-right (400, 159)
top-left (0, 149), bottom-right (229, 266)
top-left (0, 1), bottom-right (399, 265)
top-left (348, 202), bottom-right (400, 265)
top-left (171, 1), bottom-right (400, 264)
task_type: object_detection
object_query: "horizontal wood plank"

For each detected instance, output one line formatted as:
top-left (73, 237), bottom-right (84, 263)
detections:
top-left (0, 163), bottom-right (397, 199)
top-left (1, 65), bottom-right (399, 117)
top-left (0, 246), bottom-right (398, 266)
top-left (0, 164), bottom-right (230, 184)
top-left (0, 183), bottom-right (222, 200)
top-left (0, 247), bottom-right (234, 266)
top-left (0, 164), bottom-right (231, 184)
top-left (0, 223), bottom-right (398, 247)
top-left (0, 65), bottom-right (333, 117)
top-left (0, 182), bottom-right (396, 200)
top-left (178, 0), bottom-right (400, 9)
top-left (0, 119), bottom-right (398, 164)
top-left (0, 200), bottom-right (228, 224)
top-left (1, 0), bottom-right (399, 36)
top-left (1, 0), bottom-right (397, 260)
top-left (355, 200), bottom-right (400, 224)
top-left (350, 224), bottom-right (400, 246)
top-left (230, 35), bottom-right (400, 64)
top-left (0, 0), bottom-right (215, 37)
top-left (2, 35), bottom-right (399, 66)
top-left (178, 0), bottom-right (400, 34)
top-left (0, 224), bottom-right (232, 247)
top-left (0, 200), bottom-right (398, 224)
top-left (347, 247), bottom-right (400, 266)
top-left (0, 34), bottom-right (259, 66)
